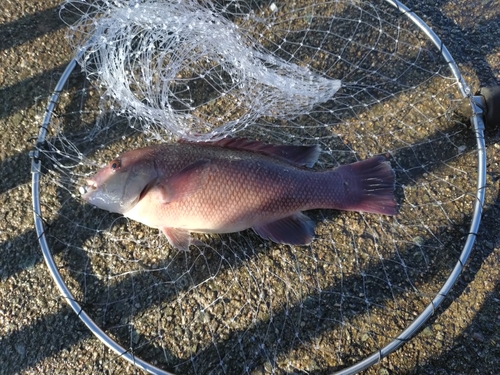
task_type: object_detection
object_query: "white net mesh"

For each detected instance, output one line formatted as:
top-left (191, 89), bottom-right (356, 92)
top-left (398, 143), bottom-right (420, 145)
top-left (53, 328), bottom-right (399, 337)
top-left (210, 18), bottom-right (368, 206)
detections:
top-left (63, 0), bottom-right (342, 140)
top-left (35, 0), bottom-right (482, 373)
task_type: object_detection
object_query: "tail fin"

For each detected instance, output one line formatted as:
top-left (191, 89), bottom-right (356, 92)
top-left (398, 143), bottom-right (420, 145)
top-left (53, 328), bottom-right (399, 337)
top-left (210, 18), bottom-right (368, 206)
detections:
top-left (335, 156), bottom-right (397, 216)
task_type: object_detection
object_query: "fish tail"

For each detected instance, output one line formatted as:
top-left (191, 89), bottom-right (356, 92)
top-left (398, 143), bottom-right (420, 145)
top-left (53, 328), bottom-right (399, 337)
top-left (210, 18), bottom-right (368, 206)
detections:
top-left (329, 156), bottom-right (398, 215)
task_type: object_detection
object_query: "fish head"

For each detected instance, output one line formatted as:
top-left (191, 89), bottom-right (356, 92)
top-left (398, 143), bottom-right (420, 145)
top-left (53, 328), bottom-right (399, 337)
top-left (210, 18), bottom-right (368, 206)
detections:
top-left (81, 148), bottom-right (158, 213)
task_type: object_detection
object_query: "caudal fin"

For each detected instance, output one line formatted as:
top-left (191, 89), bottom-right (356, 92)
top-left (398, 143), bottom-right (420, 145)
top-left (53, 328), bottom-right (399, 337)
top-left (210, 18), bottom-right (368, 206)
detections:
top-left (335, 156), bottom-right (398, 215)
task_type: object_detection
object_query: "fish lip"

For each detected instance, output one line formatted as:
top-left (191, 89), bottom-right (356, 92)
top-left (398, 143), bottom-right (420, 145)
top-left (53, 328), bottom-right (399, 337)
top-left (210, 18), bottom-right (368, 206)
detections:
top-left (80, 179), bottom-right (98, 197)
top-left (86, 179), bottom-right (98, 190)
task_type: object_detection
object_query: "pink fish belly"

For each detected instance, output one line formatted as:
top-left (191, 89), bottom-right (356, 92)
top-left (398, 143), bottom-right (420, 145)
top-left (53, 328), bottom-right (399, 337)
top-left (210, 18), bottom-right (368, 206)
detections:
top-left (124, 159), bottom-right (318, 234)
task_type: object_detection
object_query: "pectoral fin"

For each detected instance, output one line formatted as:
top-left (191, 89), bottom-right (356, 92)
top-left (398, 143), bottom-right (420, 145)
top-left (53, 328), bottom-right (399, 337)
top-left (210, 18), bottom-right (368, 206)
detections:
top-left (156, 159), bottom-right (211, 204)
top-left (252, 212), bottom-right (315, 246)
top-left (161, 227), bottom-right (192, 251)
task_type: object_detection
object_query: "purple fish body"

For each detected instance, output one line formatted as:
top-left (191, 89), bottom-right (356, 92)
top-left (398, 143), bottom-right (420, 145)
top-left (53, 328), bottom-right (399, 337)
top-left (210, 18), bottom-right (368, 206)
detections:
top-left (82, 138), bottom-right (397, 250)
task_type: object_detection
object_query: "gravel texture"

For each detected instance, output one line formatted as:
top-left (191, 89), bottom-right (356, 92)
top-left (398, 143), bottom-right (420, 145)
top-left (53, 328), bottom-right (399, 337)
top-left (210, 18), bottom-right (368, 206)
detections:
top-left (1, 0), bottom-right (500, 374)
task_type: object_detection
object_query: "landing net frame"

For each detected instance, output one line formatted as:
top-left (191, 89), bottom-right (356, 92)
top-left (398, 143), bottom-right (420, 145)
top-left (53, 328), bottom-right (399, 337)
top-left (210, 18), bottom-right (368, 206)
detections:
top-left (31, 1), bottom-right (487, 374)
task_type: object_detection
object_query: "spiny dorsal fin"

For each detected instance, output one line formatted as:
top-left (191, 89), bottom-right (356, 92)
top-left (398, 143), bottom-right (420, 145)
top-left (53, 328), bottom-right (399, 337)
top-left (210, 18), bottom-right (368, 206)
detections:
top-left (181, 137), bottom-right (320, 168)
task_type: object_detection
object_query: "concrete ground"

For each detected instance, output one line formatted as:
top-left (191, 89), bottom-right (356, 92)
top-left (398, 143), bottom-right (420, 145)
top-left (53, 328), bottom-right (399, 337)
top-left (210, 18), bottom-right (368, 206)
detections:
top-left (1, 0), bottom-right (500, 374)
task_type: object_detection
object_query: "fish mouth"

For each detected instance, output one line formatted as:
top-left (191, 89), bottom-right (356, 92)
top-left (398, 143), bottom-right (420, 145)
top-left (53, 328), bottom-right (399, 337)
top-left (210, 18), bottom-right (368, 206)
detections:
top-left (79, 179), bottom-right (98, 196)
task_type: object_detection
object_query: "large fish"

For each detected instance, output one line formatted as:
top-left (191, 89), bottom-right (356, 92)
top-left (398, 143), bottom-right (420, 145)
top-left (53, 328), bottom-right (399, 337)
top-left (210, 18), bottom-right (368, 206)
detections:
top-left (81, 138), bottom-right (397, 250)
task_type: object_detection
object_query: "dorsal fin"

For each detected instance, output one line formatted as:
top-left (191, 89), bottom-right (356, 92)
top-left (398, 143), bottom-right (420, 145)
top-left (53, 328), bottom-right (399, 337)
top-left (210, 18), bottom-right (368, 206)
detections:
top-left (180, 137), bottom-right (320, 168)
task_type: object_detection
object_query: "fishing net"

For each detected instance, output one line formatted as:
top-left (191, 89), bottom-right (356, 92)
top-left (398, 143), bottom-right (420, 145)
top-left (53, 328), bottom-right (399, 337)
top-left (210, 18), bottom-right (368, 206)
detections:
top-left (64, 0), bottom-right (342, 140)
top-left (32, 0), bottom-right (488, 373)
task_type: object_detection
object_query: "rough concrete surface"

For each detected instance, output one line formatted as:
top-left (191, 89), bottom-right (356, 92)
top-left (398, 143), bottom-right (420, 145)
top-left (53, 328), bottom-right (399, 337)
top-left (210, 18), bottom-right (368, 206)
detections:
top-left (1, 0), bottom-right (500, 374)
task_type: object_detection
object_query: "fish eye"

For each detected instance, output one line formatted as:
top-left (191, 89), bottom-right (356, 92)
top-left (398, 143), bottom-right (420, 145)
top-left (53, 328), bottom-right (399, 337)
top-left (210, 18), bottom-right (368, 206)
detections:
top-left (110, 158), bottom-right (121, 171)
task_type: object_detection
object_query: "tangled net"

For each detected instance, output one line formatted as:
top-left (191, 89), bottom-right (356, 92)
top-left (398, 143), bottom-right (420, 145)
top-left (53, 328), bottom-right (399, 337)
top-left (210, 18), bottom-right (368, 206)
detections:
top-left (62, 0), bottom-right (341, 140)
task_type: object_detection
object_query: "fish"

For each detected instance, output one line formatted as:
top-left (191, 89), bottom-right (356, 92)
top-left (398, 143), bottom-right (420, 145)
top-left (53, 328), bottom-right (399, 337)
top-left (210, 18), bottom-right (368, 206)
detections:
top-left (81, 138), bottom-right (397, 250)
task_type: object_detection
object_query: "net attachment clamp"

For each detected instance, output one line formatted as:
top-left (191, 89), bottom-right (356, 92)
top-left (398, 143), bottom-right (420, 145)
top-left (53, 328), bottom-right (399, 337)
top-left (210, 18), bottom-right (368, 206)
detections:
top-left (476, 85), bottom-right (500, 129)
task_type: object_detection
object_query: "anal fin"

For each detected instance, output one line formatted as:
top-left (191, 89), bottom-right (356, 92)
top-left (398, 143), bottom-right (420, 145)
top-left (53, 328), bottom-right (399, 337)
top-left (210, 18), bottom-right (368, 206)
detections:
top-left (252, 212), bottom-right (315, 246)
top-left (161, 227), bottom-right (192, 251)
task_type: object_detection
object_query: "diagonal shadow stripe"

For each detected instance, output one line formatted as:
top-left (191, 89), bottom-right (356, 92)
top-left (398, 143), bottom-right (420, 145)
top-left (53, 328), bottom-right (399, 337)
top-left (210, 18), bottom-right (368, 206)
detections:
top-left (0, 66), bottom-right (87, 197)
top-left (0, 305), bottom-right (90, 374)
top-left (0, 153), bottom-right (31, 196)
top-left (0, 62), bottom-right (73, 120)
top-left (0, 6), bottom-right (66, 52)
top-left (400, 188), bottom-right (500, 374)
top-left (410, 2), bottom-right (499, 85)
